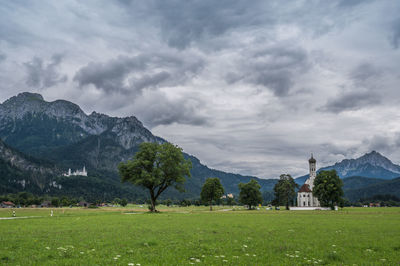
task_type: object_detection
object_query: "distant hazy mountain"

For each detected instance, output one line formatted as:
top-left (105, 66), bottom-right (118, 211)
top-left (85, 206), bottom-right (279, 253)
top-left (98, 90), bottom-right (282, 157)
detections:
top-left (296, 151), bottom-right (400, 184)
top-left (0, 92), bottom-right (276, 200)
top-left (320, 151), bottom-right (400, 180)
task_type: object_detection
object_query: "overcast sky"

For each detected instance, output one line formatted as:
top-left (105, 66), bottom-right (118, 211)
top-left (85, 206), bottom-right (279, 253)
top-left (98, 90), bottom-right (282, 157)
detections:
top-left (1, 0), bottom-right (400, 178)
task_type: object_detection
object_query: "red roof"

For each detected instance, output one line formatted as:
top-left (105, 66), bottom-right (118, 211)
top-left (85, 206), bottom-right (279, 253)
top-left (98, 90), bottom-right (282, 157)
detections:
top-left (2, 201), bottom-right (15, 206)
top-left (298, 184), bottom-right (312, 193)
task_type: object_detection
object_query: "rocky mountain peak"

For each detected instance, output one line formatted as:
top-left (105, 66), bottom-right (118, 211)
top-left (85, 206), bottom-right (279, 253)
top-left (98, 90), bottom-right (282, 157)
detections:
top-left (2, 92), bottom-right (44, 105)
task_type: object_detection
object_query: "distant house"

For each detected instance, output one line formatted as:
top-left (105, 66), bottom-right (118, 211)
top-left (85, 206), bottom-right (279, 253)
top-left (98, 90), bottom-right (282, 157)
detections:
top-left (41, 201), bottom-right (51, 208)
top-left (1, 201), bottom-right (15, 208)
top-left (369, 202), bottom-right (381, 207)
top-left (78, 201), bottom-right (90, 207)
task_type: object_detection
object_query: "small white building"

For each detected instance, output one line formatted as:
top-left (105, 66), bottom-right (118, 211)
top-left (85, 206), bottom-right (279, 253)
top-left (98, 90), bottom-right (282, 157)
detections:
top-left (297, 154), bottom-right (320, 207)
top-left (63, 166), bottom-right (87, 177)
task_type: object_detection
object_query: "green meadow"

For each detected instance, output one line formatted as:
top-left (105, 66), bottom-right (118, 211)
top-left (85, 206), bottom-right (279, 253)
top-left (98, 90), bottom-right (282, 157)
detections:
top-left (1, 206), bottom-right (399, 265)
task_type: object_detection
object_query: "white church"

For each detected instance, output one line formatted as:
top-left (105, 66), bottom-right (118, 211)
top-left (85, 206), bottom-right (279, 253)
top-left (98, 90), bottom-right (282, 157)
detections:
top-left (297, 154), bottom-right (321, 207)
top-left (63, 166), bottom-right (88, 177)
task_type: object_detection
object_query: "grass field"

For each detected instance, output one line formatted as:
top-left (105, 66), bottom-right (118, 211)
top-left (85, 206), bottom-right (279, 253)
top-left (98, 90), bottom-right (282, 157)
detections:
top-left (0, 206), bottom-right (399, 265)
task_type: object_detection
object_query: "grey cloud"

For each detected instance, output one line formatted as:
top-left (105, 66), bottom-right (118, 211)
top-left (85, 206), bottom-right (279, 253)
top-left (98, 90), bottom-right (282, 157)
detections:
top-left (337, 0), bottom-right (371, 8)
top-left (133, 0), bottom-right (266, 50)
top-left (24, 54), bottom-right (67, 89)
top-left (0, 54), bottom-right (6, 62)
top-left (350, 62), bottom-right (381, 83)
top-left (226, 46), bottom-right (309, 97)
top-left (132, 91), bottom-right (208, 127)
top-left (390, 18), bottom-right (400, 49)
top-left (322, 91), bottom-right (381, 113)
top-left (74, 53), bottom-right (204, 94)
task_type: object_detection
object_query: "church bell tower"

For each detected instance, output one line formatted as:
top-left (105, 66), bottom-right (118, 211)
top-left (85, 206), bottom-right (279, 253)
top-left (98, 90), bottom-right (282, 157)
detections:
top-left (308, 153), bottom-right (316, 190)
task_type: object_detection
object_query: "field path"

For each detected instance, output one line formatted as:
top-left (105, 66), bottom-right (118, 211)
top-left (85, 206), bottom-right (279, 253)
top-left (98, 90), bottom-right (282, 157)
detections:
top-left (0, 216), bottom-right (41, 220)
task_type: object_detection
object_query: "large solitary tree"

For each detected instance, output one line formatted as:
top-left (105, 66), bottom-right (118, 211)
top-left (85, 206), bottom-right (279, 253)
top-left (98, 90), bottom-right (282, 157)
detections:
top-left (273, 174), bottom-right (298, 210)
top-left (200, 177), bottom-right (224, 211)
top-left (238, 179), bottom-right (262, 209)
top-left (118, 142), bottom-right (192, 212)
top-left (313, 170), bottom-right (343, 210)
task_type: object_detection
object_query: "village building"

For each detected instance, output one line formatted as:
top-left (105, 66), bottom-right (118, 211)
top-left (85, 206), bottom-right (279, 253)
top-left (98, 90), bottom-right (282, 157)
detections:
top-left (1, 201), bottom-right (15, 208)
top-left (297, 154), bottom-right (320, 207)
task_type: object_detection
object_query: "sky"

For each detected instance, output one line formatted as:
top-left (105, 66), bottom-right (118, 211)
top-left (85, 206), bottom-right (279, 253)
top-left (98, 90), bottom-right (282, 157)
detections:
top-left (1, 0), bottom-right (400, 179)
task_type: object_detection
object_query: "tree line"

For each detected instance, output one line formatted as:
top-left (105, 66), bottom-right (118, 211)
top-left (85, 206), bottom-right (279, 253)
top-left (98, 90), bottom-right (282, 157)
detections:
top-left (119, 142), bottom-right (346, 212)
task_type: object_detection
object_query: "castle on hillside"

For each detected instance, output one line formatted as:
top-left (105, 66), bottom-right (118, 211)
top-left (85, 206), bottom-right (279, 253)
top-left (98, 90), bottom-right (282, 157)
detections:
top-left (63, 166), bottom-right (87, 177)
top-left (297, 154), bottom-right (320, 207)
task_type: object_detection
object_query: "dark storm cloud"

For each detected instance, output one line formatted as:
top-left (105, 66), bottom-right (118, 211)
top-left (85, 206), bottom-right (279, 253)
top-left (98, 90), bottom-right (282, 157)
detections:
top-left (24, 54), bottom-right (67, 89)
top-left (226, 46), bottom-right (310, 96)
top-left (322, 91), bottom-right (381, 113)
top-left (73, 53), bottom-right (204, 94)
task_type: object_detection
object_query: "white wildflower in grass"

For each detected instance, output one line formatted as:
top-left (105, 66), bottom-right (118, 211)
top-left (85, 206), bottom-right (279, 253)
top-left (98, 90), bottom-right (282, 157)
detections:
top-left (332, 245), bottom-right (336, 247)
top-left (253, 254), bottom-right (256, 257)
top-left (195, 259), bottom-right (201, 263)
top-left (114, 257), bottom-right (119, 260)
top-left (243, 245), bottom-right (248, 248)
top-left (189, 263), bottom-right (194, 265)
top-left (91, 249), bottom-right (95, 251)
top-left (222, 260), bottom-right (228, 262)
top-left (295, 255), bottom-right (299, 257)
top-left (80, 252), bottom-right (84, 254)
top-left (117, 255), bottom-right (121, 257)
top-left (233, 256), bottom-right (239, 258)
top-left (333, 251), bottom-right (337, 254)
top-left (295, 251), bottom-right (300, 253)
top-left (45, 247), bottom-right (50, 250)
top-left (136, 264), bottom-right (140, 266)
top-left (220, 255), bottom-right (225, 258)
top-left (380, 259), bottom-right (386, 261)
top-left (128, 264), bottom-right (134, 266)
top-left (365, 249), bottom-right (372, 252)
top-left (201, 255), bottom-right (205, 258)
top-left (290, 255), bottom-right (294, 258)
top-left (190, 258), bottom-right (195, 260)
top-left (215, 255), bottom-right (219, 258)
top-left (245, 253), bottom-right (249, 256)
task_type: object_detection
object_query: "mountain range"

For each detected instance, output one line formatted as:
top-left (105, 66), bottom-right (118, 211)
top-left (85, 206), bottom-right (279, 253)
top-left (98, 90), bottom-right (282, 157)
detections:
top-left (0, 92), bottom-right (399, 202)
top-left (0, 92), bottom-right (277, 201)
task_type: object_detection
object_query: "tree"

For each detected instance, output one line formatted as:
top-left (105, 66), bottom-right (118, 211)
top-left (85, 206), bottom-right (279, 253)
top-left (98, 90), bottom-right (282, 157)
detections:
top-left (118, 142), bottom-right (192, 212)
top-left (120, 198), bottom-right (128, 207)
top-left (113, 198), bottom-right (121, 206)
top-left (200, 178), bottom-right (225, 211)
top-left (238, 179), bottom-right (262, 209)
top-left (273, 174), bottom-right (298, 210)
top-left (313, 170), bottom-right (344, 210)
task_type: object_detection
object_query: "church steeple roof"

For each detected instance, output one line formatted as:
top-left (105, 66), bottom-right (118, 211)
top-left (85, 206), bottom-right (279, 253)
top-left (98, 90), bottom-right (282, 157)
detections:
top-left (309, 153), bottom-right (316, 163)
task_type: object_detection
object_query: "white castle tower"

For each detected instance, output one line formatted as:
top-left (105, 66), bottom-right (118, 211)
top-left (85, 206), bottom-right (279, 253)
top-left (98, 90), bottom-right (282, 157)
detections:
top-left (297, 154), bottom-right (320, 207)
top-left (63, 166), bottom-right (88, 177)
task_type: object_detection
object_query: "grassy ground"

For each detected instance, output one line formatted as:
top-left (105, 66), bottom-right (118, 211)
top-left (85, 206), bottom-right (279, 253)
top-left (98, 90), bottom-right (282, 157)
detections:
top-left (0, 206), bottom-right (399, 265)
